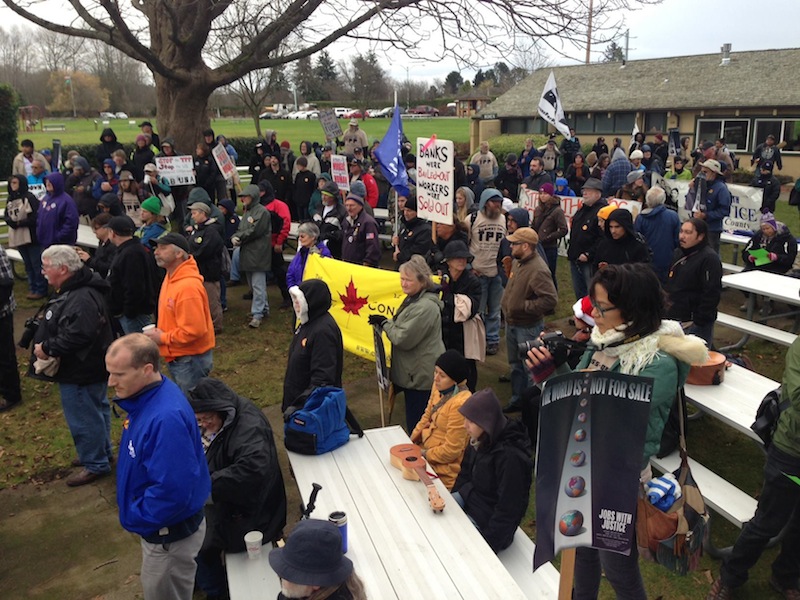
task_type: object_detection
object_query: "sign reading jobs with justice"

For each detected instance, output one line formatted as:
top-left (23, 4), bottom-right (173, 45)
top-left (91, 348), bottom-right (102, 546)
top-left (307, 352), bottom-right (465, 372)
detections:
top-left (416, 137), bottom-right (454, 225)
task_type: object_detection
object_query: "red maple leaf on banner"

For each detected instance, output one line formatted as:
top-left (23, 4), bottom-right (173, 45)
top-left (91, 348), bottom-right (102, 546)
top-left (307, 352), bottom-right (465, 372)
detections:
top-left (340, 278), bottom-right (368, 315)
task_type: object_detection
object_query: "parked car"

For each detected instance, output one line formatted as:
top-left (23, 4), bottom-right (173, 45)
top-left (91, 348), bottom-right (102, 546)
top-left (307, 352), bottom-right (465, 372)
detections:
top-left (334, 107), bottom-right (353, 118)
top-left (343, 109), bottom-right (363, 119)
top-left (99, 112), bottom-right (115, 119)
top-left (408, 105), bottom-right (439, 116)
top-left (259, 111), bottom-right (277, 119)
top-left (115, 112), bottom-right (129, 119)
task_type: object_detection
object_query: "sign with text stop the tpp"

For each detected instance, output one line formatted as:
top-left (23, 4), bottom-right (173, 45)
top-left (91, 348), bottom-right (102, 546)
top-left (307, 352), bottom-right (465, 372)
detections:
top-left (416, 136), bottom-right (454, 225)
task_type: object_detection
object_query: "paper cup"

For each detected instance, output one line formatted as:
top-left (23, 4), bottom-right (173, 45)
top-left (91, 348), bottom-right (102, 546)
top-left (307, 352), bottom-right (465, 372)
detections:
top-left (244, 530), bottom-right (263, 559)
top-left (142, 324), bottom-right (156, 333)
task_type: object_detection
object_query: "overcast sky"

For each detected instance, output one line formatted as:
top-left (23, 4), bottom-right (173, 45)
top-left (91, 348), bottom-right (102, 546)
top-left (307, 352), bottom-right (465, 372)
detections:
top-left (3, 0), bottom-right (799, 85)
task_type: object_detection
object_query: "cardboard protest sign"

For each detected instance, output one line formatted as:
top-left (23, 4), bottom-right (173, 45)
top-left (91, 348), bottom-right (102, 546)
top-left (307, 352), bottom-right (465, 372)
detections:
top-left (211, 144), bottom-right (237, 181)
top-left (534, 371), bottom-right (651, 569)
top-left (319, 109), bottom-right (343, 140)
top-left (331, 154), bottom-right (350, 192)
top-left (416, 136), bottom-right (454, 225)
top-left (155, 155), bottom-right (196, 186)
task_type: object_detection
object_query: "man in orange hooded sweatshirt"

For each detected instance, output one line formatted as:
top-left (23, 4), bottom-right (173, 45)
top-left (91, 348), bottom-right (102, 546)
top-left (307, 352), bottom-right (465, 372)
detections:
top-left (143, 233), bottom-right (215, 394)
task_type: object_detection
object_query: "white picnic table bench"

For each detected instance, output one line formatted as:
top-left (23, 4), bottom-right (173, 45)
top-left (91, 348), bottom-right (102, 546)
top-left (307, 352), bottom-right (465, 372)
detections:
top-left (227, 426), bottom-right (559, 599)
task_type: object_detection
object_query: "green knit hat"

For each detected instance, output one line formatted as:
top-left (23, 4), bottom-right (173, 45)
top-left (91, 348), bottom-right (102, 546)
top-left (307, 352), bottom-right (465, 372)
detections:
top-left (140, 196), bottom-right (161, 215)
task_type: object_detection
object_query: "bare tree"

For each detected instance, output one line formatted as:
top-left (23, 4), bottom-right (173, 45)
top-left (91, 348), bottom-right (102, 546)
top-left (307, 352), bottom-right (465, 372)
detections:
top-left (38, 29), bottom-right (84, 73)
top-left (1, 0), bottom-right (653, 152)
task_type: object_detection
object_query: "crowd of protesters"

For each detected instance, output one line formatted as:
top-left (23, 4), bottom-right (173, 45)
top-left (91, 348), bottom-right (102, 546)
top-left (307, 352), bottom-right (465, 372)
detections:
top-left (3, 120), bottom-right (800, 600)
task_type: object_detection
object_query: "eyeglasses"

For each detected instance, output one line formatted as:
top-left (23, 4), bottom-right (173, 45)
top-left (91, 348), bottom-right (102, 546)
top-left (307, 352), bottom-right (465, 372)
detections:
top-left (509, 241), bottom-right (525, 246)
top-left (590, 298), bottom-right (620, 318)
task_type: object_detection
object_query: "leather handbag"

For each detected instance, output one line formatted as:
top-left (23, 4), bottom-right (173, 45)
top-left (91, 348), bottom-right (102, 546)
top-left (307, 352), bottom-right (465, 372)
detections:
top-left (636, 390), bottom-right (709, 575)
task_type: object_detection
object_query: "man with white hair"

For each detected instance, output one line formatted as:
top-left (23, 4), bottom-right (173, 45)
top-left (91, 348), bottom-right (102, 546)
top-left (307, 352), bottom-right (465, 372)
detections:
top-left (142, 233), bottom-right (215, 394)
top-left (33, 245), bottom-right (114, 486)
top-left (634, 187), bottom-right (681, 282)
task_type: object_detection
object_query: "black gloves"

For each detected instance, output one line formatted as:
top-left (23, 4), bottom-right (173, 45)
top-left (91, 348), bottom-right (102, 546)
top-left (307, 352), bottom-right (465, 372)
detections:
top-left (368, 314), bottom-right (388, 327)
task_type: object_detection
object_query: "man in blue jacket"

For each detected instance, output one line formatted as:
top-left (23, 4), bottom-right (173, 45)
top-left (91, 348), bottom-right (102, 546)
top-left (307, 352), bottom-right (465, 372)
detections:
top-left (106, 334), bottom-right (210, 600)
top-left (693, 159), bottom-right (732, 254)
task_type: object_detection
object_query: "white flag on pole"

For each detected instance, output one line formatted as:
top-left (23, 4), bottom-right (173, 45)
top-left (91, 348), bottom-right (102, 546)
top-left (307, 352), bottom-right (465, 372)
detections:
top-left (537, 71), bottom-right (571, 138)
top-left (630, 122), bottom-right (640, 152)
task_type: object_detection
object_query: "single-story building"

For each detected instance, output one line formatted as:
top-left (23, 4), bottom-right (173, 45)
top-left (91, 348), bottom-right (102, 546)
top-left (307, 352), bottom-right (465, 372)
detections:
top-left (456, 88), bottom-right (497, 118)
top-left (471, 47), bottom-right (800, 179)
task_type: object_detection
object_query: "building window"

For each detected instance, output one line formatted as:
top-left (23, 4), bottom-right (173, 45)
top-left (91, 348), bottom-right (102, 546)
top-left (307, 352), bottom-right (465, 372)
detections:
top-left (594, 113), bottom-right (613, 133)
top-left (696, 119), bottom-right (750, 151)
top-left (754, 119), bottom-right (800, 153)
top-left (502, 118), bottom-right (546, 135)
top-left (614, 112), bottom-right (635, 132)
top-left (644, 112), bottom-right (667, 134)
top-left (575, 113), bottom-right (593, 133)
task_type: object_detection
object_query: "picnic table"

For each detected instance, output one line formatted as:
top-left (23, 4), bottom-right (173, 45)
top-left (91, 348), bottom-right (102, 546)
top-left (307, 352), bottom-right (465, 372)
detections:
top-left (227, 425), bottom-right (556, 598)
top-left (718, 270), bottom-right (800, 349)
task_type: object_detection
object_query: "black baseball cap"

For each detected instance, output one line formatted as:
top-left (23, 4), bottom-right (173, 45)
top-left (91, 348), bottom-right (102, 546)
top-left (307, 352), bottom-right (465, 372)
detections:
top-left (153, 232), bottom-right (189, 252)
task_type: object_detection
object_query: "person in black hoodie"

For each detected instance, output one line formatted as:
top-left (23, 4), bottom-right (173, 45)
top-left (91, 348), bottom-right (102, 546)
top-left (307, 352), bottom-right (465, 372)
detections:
top-left (453, 388), bottom-right (533, 552)
top-left (393, 196), bottom-right (433, 267)
top-left (4, 175), bottom-right (47, 298)
top-left (282, 279), bottom-right (343, 415)
top-left (188, 201), bottom-right (224, 334)
top-left (187, 377), bottom-right (287, 600)
top-left (567, 178), bottom-right (607, 300)
top-left (95, 127), bottom-right (124, 167)
top-left (32, 245), bottom-right (114, 486)
top-left (76, 213), bottom-right (118, 279)
top-left (593, 208), bottom-right (651, 270)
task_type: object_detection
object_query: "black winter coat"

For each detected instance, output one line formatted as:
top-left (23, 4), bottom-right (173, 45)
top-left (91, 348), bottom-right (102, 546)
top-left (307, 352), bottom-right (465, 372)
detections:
top-left (441, 269), bottom-right (481, 356)
top-left (567, 199), bottom-right (608, 261)
top-left (396, 217), bottom-right (433, 266)
top-left (31, 267), bottom-right (113, 385)
top-left (282, 280), bottom-right (344, 411)
top-left (593, 208), bottom-right (651, 269)
top-left (188, 378), bottom-right (287, 551)
top-left (665, 242), bottom-right (722, 327)
top-left (108, 238), bottom-right (157, 318)
top-left (188, 219), bottom-right (224, 282)
top-left (742, 227), bottom-right (798, 275)
top-left (453, 419), bottom-right (533, 552)
top-left (86, 239), bottom-right (117, 279)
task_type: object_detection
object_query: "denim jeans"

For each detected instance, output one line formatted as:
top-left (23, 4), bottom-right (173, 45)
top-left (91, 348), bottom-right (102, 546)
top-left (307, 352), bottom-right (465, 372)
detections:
top-left (721, 445), bottom-right (800, 589)
top-left (708, 231), bottom-right (722, 255)
top-left (543, 246), bottom-right (559, 289)
top-left (59, 381), bottom-right (112, 474)
top-left (573, 544), bottom-right (647, 600)
top-left (18, 243), bottom-right (47, 295)
top-left (167, 350), bottom-right (213, 396)
top-left (395, 386), bottom-right (430, 433)
top-left (505, 322), bottom-right (544, 406)
top-left (229, 246), bottom-right (241, 282)
top-left (219, 277), bottom-right (227, 310)
top-left (570, 260), bottom-right (593, 301)
top-left (687, 322), bottom-right (714, 349)
top-left (118, 313), bottom-right (153, 334)
top-left (478, 273), bottom-right (503, 345)
top-left (245, 271), bottom-right (269, 319)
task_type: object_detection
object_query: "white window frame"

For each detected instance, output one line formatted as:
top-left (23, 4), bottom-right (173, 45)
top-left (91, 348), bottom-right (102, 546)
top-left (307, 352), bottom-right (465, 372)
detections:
top-left (753, 118), bottom-right (800, 154)
top-left (696, 118), bottom-right (751, 152)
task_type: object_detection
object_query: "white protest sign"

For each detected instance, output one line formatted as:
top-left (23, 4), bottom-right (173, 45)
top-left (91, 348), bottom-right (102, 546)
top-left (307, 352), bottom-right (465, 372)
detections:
top-left (155, 155), bottom-right (195, 186)
top-left (211, 144), bottom-right (237, 181)
top-left (331, 154), bottom-right (350, 191)
top-left (415, 136), bottom-right (454, 225)
top-left (664, 180), bottom-right (762, 232)
top-left (319, 109), bottom-right (343, 140)
top-left (28, 183), bottom-right (46, 200)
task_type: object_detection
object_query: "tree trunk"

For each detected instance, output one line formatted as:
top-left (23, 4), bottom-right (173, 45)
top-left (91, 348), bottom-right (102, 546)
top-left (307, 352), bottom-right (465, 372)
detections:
top-left (252, 114), bottom-right (262, 139)
top-left (154, 74), bottom-right (214, 156)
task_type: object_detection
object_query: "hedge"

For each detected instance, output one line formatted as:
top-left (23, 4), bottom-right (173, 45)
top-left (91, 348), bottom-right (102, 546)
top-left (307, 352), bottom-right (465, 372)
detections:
top-left (0, 85), bottom-right (20, 179)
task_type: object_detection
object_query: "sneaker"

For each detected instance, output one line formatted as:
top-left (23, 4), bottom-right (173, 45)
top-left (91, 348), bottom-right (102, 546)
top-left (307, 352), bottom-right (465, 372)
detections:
top-left (226, 279), bottom-right (242, 287)
top-left (26, 293), bottom-right (46, 300)
top-left (498, 373), bottom-right (511, 383)
top-left (248, 318), bottom-right (261, 328)
top-left (243, 292), bottom-right (253, 300)
top-left (66, 468), bottom-right (109, 487)
top-left (771, 578), bottom-right (800, 600)
top-left (71, 455), bottom-right (115, 468)
top-left (0, 398), bottom-right (21, 413)
top-left (486, 343), bottom-right (499, 356)
top-left (706, 577), bottom-right (733, 600)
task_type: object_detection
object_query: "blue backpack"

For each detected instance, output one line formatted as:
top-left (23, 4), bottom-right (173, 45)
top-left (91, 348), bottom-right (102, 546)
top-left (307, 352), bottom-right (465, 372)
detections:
top-left (284, 387), bottom-right (363, 455)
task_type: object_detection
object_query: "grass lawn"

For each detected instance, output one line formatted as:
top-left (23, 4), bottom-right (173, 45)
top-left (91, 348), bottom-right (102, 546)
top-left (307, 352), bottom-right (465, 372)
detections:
top-left (20, 116), bottom-right (471, 152)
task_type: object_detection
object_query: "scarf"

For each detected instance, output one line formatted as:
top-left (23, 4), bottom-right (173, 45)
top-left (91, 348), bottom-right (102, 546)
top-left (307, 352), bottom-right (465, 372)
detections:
top-left (589, 320), bottom-right (684, 376)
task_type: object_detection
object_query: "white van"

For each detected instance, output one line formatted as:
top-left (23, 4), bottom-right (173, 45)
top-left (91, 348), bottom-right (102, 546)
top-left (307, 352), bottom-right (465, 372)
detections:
top-left (333, 107), bottom-right (352, 118)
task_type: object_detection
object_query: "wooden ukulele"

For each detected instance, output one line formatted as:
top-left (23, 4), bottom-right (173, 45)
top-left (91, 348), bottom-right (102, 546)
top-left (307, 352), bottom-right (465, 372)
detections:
top-left (389, 443), bottom-right (445, 513)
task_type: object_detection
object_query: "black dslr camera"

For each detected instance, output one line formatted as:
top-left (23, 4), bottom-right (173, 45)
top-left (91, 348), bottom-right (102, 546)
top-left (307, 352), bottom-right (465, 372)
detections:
top-left (18, 317), bottom-right (39, 349)
top-left (518, 331), bottom-right (588, 363)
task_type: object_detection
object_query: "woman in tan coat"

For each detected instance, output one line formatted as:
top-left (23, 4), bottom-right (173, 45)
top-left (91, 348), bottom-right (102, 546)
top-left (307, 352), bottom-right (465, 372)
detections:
top-left (410, 350), bottom-right (472, 490)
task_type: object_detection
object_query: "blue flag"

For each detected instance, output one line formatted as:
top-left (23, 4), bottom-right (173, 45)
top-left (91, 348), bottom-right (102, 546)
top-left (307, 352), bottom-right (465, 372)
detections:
top-left (374, 105), bottom-right (409, 196)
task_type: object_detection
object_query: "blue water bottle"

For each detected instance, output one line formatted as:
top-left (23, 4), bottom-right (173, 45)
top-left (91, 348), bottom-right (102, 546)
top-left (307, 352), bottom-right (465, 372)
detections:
top-left (328, 511), bottom-right (348, 553)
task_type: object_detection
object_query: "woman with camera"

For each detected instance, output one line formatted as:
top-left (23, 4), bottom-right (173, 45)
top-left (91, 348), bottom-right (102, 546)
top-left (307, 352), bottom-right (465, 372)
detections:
top-left (526, 263), bottom-right (707, 600)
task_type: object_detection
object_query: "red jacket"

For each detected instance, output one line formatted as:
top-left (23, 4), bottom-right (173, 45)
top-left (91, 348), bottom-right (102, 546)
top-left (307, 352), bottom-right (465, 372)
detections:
top-left (267, 198), bottom-right (291, 247)
top-left (361, 173), bottom-right (379, 209)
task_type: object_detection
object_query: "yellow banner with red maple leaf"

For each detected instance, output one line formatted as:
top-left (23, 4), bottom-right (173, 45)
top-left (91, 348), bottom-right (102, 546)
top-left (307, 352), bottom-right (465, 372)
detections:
top-left (303, 254), bottom-right (405, 362)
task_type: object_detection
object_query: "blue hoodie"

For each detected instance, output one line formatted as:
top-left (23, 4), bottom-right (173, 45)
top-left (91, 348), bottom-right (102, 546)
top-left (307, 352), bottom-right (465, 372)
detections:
top-left (115, 376), bottom-right (210, 538)
top-left (37, 172), bottom-right (79, 248)
top-left (555, 177), bottom-right (576, 197)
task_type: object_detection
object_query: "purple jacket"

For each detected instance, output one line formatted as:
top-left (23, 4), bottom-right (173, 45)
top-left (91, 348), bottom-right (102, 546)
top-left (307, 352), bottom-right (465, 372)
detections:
top-left (287, 243), bottom-right (332, 289)
top-left (37, 173), bottom-right (79, 248)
